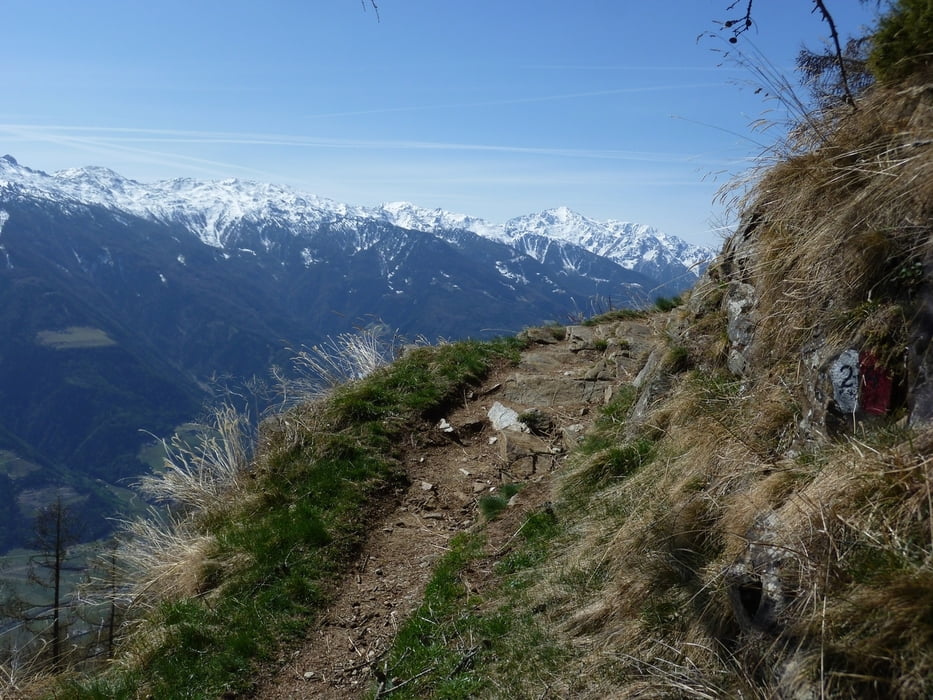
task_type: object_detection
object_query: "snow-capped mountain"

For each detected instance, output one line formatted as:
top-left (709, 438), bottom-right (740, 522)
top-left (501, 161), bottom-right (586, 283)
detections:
top-left (1, 155), bottom-right (713, 290)
top-left (372, 201), bottom-right (505, 241)
top-left (375, 202), bottom-right (713, 289)
top-left (1, 155), bottom-right (360, 249)
top-left (502, 206), bottom-right (712, 286)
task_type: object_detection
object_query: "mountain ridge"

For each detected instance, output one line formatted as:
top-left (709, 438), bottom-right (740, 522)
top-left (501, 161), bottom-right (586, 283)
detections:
top-left (0, 155), bottom-right (714, 287)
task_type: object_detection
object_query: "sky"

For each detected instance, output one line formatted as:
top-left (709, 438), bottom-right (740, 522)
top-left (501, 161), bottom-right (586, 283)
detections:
top-left (1, 1), bottom-right (883, 248)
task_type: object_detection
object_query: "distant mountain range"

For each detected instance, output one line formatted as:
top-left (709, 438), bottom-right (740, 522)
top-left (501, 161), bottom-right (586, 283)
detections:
top-left (0, 154), bottom-right (715, 552)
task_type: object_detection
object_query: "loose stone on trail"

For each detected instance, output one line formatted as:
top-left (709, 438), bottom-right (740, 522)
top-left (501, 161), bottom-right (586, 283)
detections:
top-left (487, 401), bottom-right (528, 432)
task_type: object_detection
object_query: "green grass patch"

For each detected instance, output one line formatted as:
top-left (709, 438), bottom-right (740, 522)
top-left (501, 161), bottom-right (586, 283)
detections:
top-left (0, 449), bottom-right (41, 478)
top-left (561, 383), bottom-right (655, 508)
top-left (478, 483), bottom-right (522, 521)
top-left (594, 439), bottom-right (656, 482)
top-left (599, 385), bottom-right (637, 425)
top-left (328, 337), bottom-right (524, 424)
top-left (371, 533), bottom-right (486, 697)
top-left (664, 343), bottom-right (691, 373)
top-left (575, 386), bottom-right (638, 459)
top-left (371, 507), bottom-right (568, 699)
top-left (35, 326), bottom-right (117, 349)
top-left (516, 409), bottom-right (551, 435)
top-left (564, 437), bottom-right (657, 509)
top-left (62, 441), bottom-right (401, 699)
top-left (495, 509), bottom-right (561, 579)
top-left (59, 338), bottom-right (522, 698)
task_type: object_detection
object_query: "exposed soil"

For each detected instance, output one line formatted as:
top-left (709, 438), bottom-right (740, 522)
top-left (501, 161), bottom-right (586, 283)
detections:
top-left (252, 321), bottom-right (659, 699)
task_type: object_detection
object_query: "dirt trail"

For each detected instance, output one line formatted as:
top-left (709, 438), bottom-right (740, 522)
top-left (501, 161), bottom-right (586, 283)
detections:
top-left (253, 320), bottom-right (659, 699)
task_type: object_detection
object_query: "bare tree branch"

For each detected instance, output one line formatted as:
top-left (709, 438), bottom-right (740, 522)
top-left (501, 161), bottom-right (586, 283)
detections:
top-left (362, 0), bottom-right (380, 22)
top-left (723, 0), bottom-right (754, 43)
top-left (718, 1), bottom-right (859, 110)
top-left (812, 0), bottom-right (856, 106)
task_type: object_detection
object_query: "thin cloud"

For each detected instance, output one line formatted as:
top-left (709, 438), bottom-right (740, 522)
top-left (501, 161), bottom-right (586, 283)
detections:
top-left (0, 124), bottom-right (281, 180)
top-left (523, 64), bottom-right (741, 72)
top-left (297, 83), bottom-right (726, 120)
top-left (0, 123), bottom-right (734, 166)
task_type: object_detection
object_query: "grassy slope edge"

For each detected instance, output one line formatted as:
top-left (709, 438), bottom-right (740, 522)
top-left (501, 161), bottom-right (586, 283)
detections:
top-left (49, 338), bottom-right (523, 699)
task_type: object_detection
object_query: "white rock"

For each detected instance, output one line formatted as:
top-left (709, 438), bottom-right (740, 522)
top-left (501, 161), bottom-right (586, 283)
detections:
top-left (488, 401), bottom-right (528, 432)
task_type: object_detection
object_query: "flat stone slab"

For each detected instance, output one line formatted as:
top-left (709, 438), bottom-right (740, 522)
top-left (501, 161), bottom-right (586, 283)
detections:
top-left (501, 373), bottom-right (611, 406)
top-left (497, 430), bottom-right (552, 461)
top-left (516, 348), bottom-right (578, 374)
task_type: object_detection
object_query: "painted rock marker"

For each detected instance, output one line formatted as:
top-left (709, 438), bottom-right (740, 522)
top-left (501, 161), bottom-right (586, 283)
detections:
top-left (830, 349), bottom-right (860, 414)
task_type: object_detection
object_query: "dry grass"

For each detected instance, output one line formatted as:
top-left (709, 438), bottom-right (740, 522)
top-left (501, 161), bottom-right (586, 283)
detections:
top-left (115, 514), bottom-right (219, 609)
top-left (0, 646), bottom-right (52, 700)
top-left (714, 80), bottom-right (932, 375)
top-left (505, 79), bottom-right (933, 699)
top-left (258, 326), bottom-right (407, 461)
top-left (118, 327), bottom-right (405, 614)
top-left (282, 325), bottom-right (401, 405)
top-left (538, 392), bottom-right (932, 697)
top-left (136, 403), bottom-right (251, 513)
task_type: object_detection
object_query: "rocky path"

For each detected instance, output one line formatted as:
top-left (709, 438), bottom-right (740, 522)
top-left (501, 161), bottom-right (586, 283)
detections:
top-left (253, 319), bottom-right (659, 699)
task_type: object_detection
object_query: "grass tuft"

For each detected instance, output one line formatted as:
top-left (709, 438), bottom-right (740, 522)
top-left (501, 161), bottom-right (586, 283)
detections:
top-left (478, 483), bottom-right (522, 521)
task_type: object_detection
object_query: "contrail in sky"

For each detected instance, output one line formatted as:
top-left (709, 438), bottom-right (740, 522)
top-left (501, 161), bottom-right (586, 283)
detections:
top-left (298, 83), bottom-right (725, 120)
top-left (0, 123), bottom-right (740, 166)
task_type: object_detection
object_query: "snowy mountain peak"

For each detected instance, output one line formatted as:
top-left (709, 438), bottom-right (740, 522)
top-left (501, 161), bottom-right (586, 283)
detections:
top-left (0, 156), bottom-right (715, 283)
top-left (56, 165), bottom-right (128, 182)
top-left (373, 201), bottom-right (502, 239)
top-left (543, 205), bottom-right (577, 223)
top-left (505, 207), bottom-right (600, 242)
top-left (0, 154), bottom-right (42, 179)
top-left (372, 200), bottom-right (714, 282)
top-left (54, 165), bottom-right (137, 199)
top-left (501, 207), bottom-right (713, 282)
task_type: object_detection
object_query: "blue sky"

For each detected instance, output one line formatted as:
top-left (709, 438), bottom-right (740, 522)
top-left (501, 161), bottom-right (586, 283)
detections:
top-left (2, 1), bottom-right (882, 247)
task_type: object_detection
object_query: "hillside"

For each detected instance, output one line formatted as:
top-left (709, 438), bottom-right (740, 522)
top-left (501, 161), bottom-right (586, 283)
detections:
top-left (4, 41), bottom-right (931, 700)
top-left (0, 160), bottom-right (708, 554)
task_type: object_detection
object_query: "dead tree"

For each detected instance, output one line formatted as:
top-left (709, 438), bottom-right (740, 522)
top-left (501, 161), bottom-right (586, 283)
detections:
top-left (27, 497), bottom-right (83, 670)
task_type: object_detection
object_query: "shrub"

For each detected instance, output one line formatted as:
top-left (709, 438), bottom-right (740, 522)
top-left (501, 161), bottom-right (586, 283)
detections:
top-left (654, 295), bottom-right (682, 312)
top-left (869, 0), bottom-right (933, 83)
